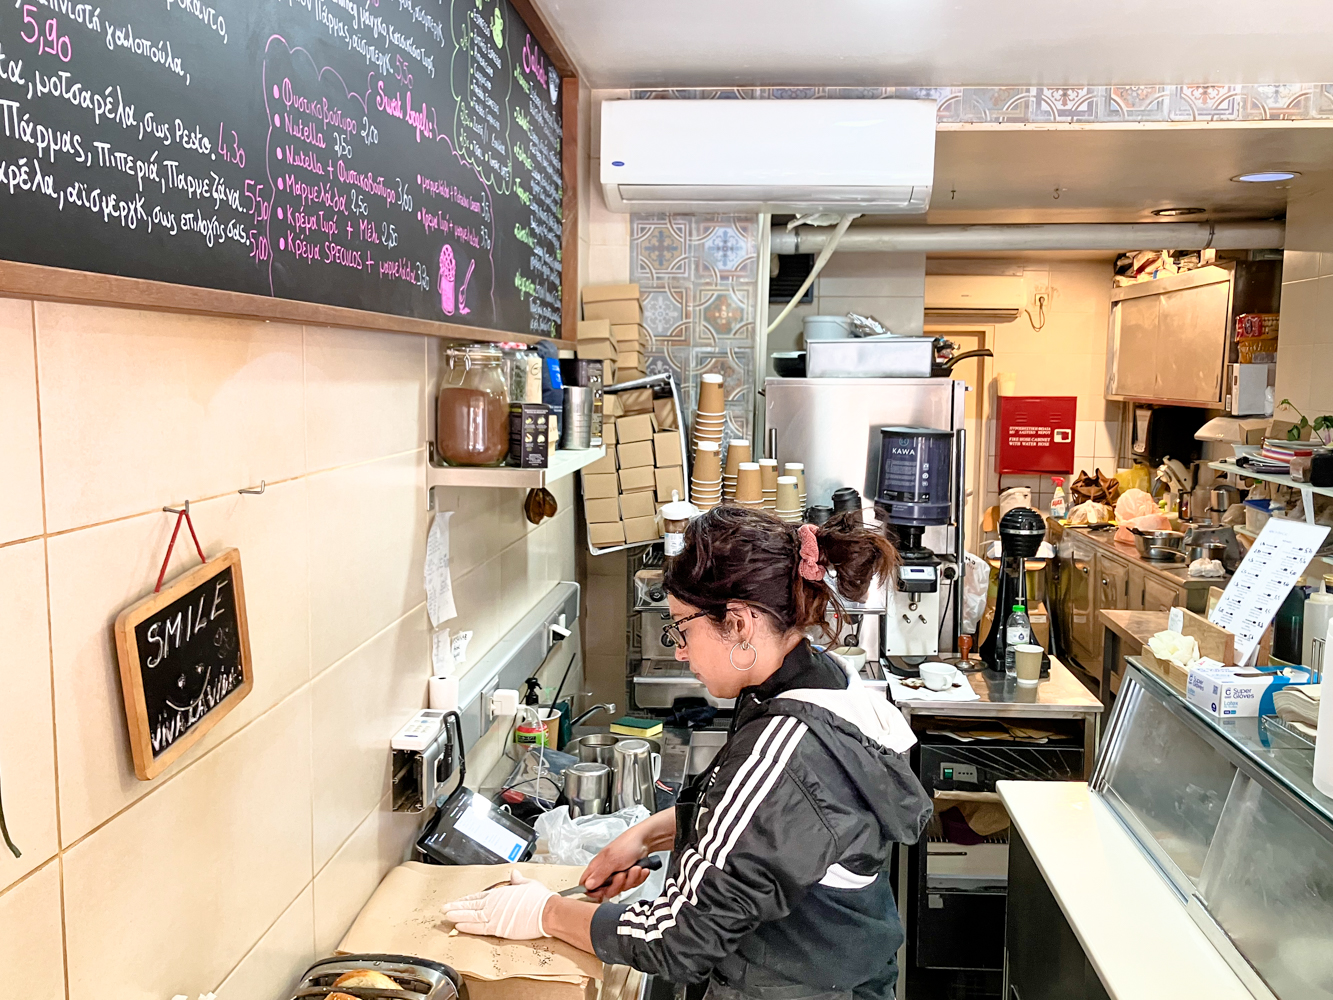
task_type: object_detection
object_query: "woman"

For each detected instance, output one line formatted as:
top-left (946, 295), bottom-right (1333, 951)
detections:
top-left (445, 507), bottom-right (932, 1000)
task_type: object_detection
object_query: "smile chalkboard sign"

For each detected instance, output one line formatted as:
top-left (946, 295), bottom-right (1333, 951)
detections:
top-left (114, 548), bottom-right (253, 780)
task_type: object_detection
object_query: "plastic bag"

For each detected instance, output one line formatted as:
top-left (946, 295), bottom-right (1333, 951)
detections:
top-left (1070, 469), bottom-right (1120, 506)
top-left (1066, 500), bottom-right (1112, 525)
top-left (1115, 488), bottom-right (1159, 522)
top-left (962, 551), bottom-right (989, 636)
top-left (1113, 512), bottom-right (1171, 544)
top-left (1148, 630), bottom-right (1199, 669)
top-left (533, 805), bottom-right (650, 867)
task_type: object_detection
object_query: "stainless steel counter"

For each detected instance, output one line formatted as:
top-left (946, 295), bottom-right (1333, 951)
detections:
top-left (1056, 522), bottom-right (1229, 591)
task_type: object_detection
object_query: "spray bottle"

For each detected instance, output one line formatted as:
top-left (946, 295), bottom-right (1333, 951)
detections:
top-left (1050, 477), bottom-right (1068, 520)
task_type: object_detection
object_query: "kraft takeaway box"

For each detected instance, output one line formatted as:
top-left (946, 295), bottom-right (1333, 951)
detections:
top-left (588, 521), bottom-right (626, 547)
top-left (583, 473), bottom-right (619, 499)
top-left (576, 339), bottom-right (617, 361)
top-left (612, 323), bottom-right (644, 345)
top-left (581, 283), bottom-right (640, 303)
top-left (584, 497), bottom-right (622, 523)
top-left (617, 440), bottom-right (656, 470)
top-left (583, 299), bottom-right (642, 325)
top-left (619, 466), bottom-right (656, 493)
top-left (577, 318), bottom-right (613, 341)
top-left (618, 388), bottom-right (655, 415)
top-left (623, 514), bottom-right (660, 544)
top-left (655, 466), bottom-right (685, 502)
top-left (584, 450), bottom-right (618, 475)
top-left (617, 413), bottom-right (657, 443)
top-left (619, 489), bottom-right (658, 520)
top-left (654, 431), bottom-right (683, 467)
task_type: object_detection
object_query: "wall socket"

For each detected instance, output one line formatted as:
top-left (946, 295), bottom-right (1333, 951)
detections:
top-left (1032, 284), bottom-right (1057, 306)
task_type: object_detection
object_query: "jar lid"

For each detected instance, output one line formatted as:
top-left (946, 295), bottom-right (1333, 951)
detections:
top-left (446, 343), bottom-right (505, 366)
top-left (661, 496), bottom-right (700, 521)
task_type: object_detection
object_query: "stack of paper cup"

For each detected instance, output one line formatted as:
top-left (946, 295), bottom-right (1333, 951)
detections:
top-left (692, 374), bottom-right (726, 455)
top-left (784, 463), bottom-right (807, 510)
top-left (759, 459), bottom-right (779, 510)
top-left (691, 441), bottom-right (722, 510)
top-left (734, 463), bottom-right (763, 508)
top-left (723, 439), bottom-right (751, 502)
top-left (776, 477), bottom-right (802, 523)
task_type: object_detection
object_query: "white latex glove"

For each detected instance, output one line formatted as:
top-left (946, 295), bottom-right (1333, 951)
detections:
top-left (442, 870), bottom-right (556, 940)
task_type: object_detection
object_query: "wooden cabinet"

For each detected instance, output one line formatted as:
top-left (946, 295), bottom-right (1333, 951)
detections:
top-left (1061, 536), bottom-right (1097, 672)
top-left (1141, 575), bottom-right (1180, 613)
top-left (1098, 554), bottom-right (1131, 614)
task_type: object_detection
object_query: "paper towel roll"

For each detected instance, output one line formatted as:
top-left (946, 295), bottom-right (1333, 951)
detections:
top-left (1314, 617), bottom-right (1333, 796)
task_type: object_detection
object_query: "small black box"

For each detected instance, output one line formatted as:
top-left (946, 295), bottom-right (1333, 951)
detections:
top-left (508, 403), bottom-right (550, 469)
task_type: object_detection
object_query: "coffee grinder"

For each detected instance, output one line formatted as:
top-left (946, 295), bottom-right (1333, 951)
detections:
top-left (874, 427), bottom-right (957, 673)
top-left (978, 507), bottom-right (1047, 673)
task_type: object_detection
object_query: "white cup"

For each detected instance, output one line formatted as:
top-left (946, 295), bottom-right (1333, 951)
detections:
top-left (830, 646), bottom-right (867, 674)
top-left (919, 661), bottom-right (956, 692)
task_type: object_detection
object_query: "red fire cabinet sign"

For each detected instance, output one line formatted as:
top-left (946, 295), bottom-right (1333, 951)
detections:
top-left (996, 396), bottom-right (1077, 474)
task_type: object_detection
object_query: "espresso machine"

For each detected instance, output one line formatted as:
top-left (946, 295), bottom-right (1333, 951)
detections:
top-left (764, 377), bottom-right (967, 674)
top-left (977, 507), bottom-right (1047, 673)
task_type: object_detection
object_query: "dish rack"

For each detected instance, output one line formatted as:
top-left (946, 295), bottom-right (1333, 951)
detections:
top-left (289, 954), bottom-right (467, 1000)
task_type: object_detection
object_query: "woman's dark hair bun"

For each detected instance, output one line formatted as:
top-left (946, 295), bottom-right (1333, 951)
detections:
top-left (664, 506), bottom-right (897, 642)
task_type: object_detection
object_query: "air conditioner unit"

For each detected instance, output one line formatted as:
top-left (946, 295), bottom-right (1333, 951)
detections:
top-left (924, 275), bottom-right (1025, 323)
top-left (600, 99), bottom-right (936, 214)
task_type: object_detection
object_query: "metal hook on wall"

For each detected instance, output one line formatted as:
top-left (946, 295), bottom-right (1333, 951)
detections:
top-left (162, 498), bottom-right (192, 516)
top-left (238, 480), bottom-right (266, 496)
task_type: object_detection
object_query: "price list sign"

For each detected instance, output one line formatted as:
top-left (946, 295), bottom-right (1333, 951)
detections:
top-left (0, 0), bottom-right (563, 337)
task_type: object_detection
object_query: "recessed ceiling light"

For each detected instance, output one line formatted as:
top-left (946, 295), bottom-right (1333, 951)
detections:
top-left (1232, 171), bottom-right (1300, 183)
top-left (1152, 207), bottom-right (1206, 217)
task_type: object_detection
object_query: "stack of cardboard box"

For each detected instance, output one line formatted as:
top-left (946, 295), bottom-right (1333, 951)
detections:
top-left (581, 284), bottom-right (647, 383)
top-left (582, 402), bottom-right (687, 550)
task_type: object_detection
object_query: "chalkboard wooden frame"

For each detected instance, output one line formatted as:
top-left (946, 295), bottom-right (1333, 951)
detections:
top-left (113, 548), bottom-right (254, 781)
top-left (0, 0), bottom-right (581, 350)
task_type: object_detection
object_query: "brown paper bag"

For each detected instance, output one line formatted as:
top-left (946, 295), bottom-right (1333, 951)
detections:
top-left (338, 862), bottom-right (606, 1000)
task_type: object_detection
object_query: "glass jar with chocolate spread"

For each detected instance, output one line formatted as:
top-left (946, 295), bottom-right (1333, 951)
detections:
top-left (437, 345), bottom-right (511, 466)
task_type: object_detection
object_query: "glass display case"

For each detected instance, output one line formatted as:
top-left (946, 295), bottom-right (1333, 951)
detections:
top-left (1094, 661), bottom-right (1333, 1000)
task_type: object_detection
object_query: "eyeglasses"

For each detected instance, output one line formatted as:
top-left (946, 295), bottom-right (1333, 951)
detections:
top-left (661, 610), bottom-right (711, 649)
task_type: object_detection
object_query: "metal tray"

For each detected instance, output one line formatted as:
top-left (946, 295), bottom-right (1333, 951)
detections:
top-left (806, 336), bottom-right (934, 378)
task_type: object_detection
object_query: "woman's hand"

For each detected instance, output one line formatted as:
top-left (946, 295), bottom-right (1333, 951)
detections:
top-left (579, 807), bottom-right (676, 901)
top-left (442, 870), bottom-right (556, 939)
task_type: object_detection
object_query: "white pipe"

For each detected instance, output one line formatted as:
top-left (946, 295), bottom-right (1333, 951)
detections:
top-left (770, 221), bottom-right (1285, 254)
top-left (766, 213), bottom-right (855, 335)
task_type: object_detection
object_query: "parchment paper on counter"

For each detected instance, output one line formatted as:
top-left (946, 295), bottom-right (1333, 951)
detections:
top-left (337, 862), bottom-right (605, 984)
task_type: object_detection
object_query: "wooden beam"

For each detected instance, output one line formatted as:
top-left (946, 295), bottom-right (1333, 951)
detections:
top-left (561, 73), bottom-right (580, 341)
top-left (508, 0), bottom-right (576, 78)
top-left (0, 260), bottom-right (575, 349)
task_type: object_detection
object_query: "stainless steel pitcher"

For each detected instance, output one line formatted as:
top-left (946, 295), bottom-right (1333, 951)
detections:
top-left (612, 739), bottom-right (661, 812)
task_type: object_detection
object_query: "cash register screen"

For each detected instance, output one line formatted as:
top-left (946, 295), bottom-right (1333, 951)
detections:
top-left (454, 799), bottom-right (528, 862)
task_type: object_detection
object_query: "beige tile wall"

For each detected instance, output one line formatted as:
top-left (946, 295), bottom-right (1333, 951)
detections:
top-left (983, 261), bottom-right (1122, 514)
top-left (0, 300), bottom-right (577, 999)
top-left (1276, 183), bottom-right (1333, 423)
top-left (579, 89), bottom-right (635, 700)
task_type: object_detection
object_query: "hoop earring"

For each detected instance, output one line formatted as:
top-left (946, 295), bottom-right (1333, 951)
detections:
top-left (730, 640), bottom-right (758, 671)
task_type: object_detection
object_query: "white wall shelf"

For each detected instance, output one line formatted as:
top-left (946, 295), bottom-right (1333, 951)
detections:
top-left (1208, 460), bottom-right (1333, 525)
top-left (426, 445), bottom-right (605, 491)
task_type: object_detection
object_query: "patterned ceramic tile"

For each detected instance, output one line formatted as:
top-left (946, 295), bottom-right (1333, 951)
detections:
top-left (631, 84), bottom-right (1333, 122)
top-left (631, 212), bottom-right (759, 440)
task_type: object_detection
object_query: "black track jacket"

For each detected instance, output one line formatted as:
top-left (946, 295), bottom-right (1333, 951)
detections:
top-left (590, 643), bottom-right (932, 990)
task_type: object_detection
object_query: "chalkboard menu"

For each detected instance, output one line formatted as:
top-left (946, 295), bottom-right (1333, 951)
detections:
top-left (0, 0), bottom-right (563, 337)
top-left (114, 548), bottom-right (253, 780)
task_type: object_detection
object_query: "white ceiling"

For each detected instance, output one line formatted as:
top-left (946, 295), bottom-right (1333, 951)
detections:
top-left (538, 0), bottom-right (1333, 89)
top-left (924, 123), bottom-right (1333, 224)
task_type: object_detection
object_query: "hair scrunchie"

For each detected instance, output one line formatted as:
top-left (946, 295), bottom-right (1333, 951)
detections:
top-left (797, 523), bottom-right (823, 581)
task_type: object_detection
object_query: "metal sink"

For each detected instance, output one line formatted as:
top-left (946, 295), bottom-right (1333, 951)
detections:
top-left (682, 730), bottom-right (728, 781)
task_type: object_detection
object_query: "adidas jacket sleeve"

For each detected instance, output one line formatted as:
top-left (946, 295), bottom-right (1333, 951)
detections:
top-left (589, 715), bottom-right (838, 983)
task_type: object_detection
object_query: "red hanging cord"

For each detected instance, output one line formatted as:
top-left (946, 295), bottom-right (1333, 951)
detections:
top-left (155, 502), bottom-right (207, 593)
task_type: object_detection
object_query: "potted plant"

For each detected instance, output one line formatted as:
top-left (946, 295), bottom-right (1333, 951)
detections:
top-left (1278, 399), bottom-right (1333, 447)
